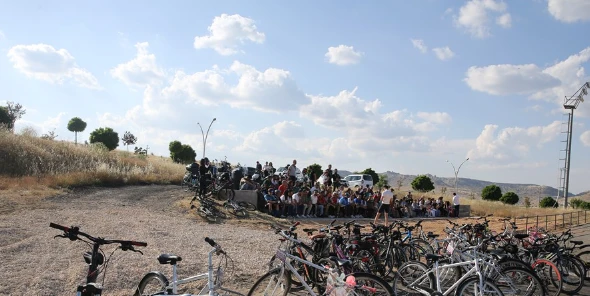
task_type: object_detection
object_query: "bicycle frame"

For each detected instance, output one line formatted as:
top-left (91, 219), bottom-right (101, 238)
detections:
top-left (164, 247), bottom-right (242, 296)
top-left (274, 248), bottom-right (330, 296)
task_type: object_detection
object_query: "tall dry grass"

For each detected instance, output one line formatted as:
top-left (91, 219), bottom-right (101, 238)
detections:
top-left (0, 128), bottom-right (184, 195)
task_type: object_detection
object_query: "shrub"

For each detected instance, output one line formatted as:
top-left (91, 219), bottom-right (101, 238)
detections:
top-left (89, 127), bottom-right (119, 151)
top-left (500, 192), bottom-right (519, 205)
top-left (482, 184), bottom-right (502, 201)
top-left (411, 175), bottom-right (435, 192)
top-left (539, 196), bottom-right (558, 208)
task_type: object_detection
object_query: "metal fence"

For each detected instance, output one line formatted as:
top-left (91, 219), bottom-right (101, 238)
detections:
top-left (512, 211), bottom-right (590, 232)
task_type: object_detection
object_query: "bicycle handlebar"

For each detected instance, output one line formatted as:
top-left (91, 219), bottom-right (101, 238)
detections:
top-left (49, 223), bottom-right (147, 247)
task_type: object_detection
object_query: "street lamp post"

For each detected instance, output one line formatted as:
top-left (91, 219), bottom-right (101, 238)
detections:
top-left (197, 118), bottom-right (216, 159)
top-left (446, 158), bottom-right (469, 195)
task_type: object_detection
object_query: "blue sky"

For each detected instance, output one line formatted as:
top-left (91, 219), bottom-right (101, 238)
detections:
top-left (2, 0), bottom-right (590, 193)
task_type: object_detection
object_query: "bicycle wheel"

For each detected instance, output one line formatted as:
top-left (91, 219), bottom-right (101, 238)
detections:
top-left (391, 261), bottom-right (435, 296)
top-left (556, 255), bottom-right (585, 295)
top-left (455, 276), bottom-right (504, 296)
top-left (238, 201), bottom-right (257, 211)
top-left (575, 250), bottom-right (590, 280)
top-left (410, 238), bottom-right (435, 256)
top-left (493, 266), bottom-right (546, 296)
top-left (218, 187), bottom-right (235, 200)
top-left (224, 203), bottom-right (248, 218)
top-left (348, 272), bottom-right (395, 296)
top-left (532, 258), bottom-right (562, 296)
top-left (247, 267), bottom-right (292, 296)
top-left (133, 272), bottom-right (169, 296)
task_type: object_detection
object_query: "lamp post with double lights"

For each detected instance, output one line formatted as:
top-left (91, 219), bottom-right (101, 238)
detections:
top-left (446, 158), bottom-right (469, 195)
top-left (197, 118), bottom-right (216, 159)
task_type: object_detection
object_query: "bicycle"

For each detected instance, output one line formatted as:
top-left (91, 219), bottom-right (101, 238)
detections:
top-left (49, 222), bottom-right (147, 296)
top-left (249, 228), bottom-right (395, 296)
top-left (134, 237), bottom-right (244, 296)
top-left (191, 197), bottom-right (228, 222)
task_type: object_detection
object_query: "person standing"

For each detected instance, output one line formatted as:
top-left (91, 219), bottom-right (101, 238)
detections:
top-left (452, 192), bottom-right (460, 218)
top-left (374, 185), bottom-right (394, 226)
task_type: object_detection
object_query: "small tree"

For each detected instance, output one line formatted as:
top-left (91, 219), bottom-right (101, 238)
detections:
top-left (441, 187), bottom-right (447, 195)
top-left (67, 117), bottom-right (87, 144)
top-left (89, 127), bottom-right (119, 151)
top-left (539, 196), bottom-right (558, 208)
top-left (481, 184), bottom-right (502, 201)
top-left (411, 175), bottom-right (435, 192)
top-left (0, 102), bottom-right (26, 132)
top-left (0, 106), bottom-right (10, 129)
top-left (375, 174), bottom-right (389, 190)
top-left (500, 192), bottom-right (519, 205)
top-left (121, 131), bottom-right (138, 151)
top-left (41, 129), bottom-right (58, 140)
top-left (307, 163), bottom-right (323, 184)
top-left (169, 140), bottom-right (196, 163)
top-left (523, 196), bottom-right (531, 208)
top-left (396, 176), bottom-right (405, 192)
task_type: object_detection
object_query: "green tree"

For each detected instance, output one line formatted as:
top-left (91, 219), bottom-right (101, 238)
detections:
top-left (500, 192), bottom-right (519, 205)
top-left (375, 174), bottom-right (389, 190)
top-left (307, 163), bottom-right (323, 183)
top-left (411, 175), bottom-right (435, 192)
top-left (121, 131), bottom-right (138, 151)
top-left (89, 127), bottom-right (119, 151)
top-left (67, 117), bottom-right (87, 144)
top-left (169, 140), bottom-right (183, 154)
top-left (481, 184), bottom-right (502, 201)
top-left (539, 196), bottom-right (558, 208)
top-left (168, 140), bottom-right (196, 163)
top-left (0, 102), bottom-right (26, 132)
top-left (359, 168), bottom-right (380, 186)
top-left (0, 107), bottom-right (10, 129)
top-left (524, 196), bottom-right (531, 208)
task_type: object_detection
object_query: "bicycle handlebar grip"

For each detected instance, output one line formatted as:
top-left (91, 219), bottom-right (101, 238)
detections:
top-left (330, 219), bottom-right (336, 225)
top-left (49, 222), bottom-right (69, 232)
top-left (130, 241), bottom-right (148, 247)
top-left (205, 237), bottom-right (217, 247)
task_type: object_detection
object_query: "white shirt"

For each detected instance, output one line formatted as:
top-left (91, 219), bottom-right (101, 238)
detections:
top-left (288, 165), bottom-right (297, 177)
top-left (292, 193), bottom-right (300, 203)
top-left (453, 194), bottom-right (460, 206)
top-left (311, 195), bottom-right (318, 204)
top-left (381, 190), bottom-right (394, 205)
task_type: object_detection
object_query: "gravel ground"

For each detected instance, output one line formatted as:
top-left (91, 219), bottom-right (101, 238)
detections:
top-left (0, 185), bottom-right (281, 295)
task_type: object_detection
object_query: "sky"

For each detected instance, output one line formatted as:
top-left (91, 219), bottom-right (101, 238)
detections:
top-left (1, 0), bottom-right (590, 193)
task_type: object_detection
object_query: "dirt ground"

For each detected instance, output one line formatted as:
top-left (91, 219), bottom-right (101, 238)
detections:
top-left (0, 185), bottom-right (564, 295)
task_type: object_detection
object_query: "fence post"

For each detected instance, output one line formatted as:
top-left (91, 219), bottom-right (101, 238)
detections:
top-left (536, 216), bottom-right (539, 230)
top-left (555, 215), bottom-right (557, 230)
top-left (525, 217), bottom-right (528, 232)
top-left (578, 211), bottom-right (580, 225)
top-left (545, 215), bottom-right (548, 231)
top-left (570, 213), bottom-right (572, 226)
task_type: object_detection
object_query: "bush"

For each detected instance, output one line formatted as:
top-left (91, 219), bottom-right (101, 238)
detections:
top-left (539, 196), bottom-right (558, 208)
top-left (411, 175), bottom-right (435, 192)
top-left (482, 184), bottom-right (502, 201)
top-left (89, 127), bottom-right (119, 151)
top-left (570, 198), bottom-right (590, 210)
top-left (500, 192), bottom-right (519, 205)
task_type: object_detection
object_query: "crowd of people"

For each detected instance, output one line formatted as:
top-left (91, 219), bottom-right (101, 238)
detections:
top-left (233, 159), bottom-right (461, 220)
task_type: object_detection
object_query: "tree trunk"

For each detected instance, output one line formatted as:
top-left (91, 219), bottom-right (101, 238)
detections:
top-left (75, 131), bottom-right (78, 144)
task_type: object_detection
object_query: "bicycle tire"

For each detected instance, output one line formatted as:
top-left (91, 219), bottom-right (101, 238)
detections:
top-left (238, 201), bottom-right (257, 211)
top-left (348, 272), bottom-right (395, 296)
top-left (493, 266), bottom-right (546, 296)
top-left (532, 258), bottom-right (562, 296)
top-left (391, 261), bottom-right (436, 295)
top-left (133, 272), bottom-right (169, 296)
top-left (575, 250), bottom-right (590, 280)
top-left (555, 255), bottom-right (585, 295)
top-left (455, 275), bottom-right (504, 296)
top-left (247, 267), bottom-right (292, 296)
top-left (224, 203), bottom-right (248, 218)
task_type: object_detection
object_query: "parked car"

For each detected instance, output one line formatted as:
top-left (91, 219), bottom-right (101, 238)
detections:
top-left (274, 166), bottom-right (304, 182)
top-left (344, 174), bottom-right (374, 188)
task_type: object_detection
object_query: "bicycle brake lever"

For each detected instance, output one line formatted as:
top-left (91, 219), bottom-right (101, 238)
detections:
top-left (54, 234), bottom-right (67, 239)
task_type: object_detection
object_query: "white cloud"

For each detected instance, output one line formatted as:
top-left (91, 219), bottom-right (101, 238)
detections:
top-left (7, 44), bottom-right (101, 89)
top-left (496, 13), bottom-right (512, 28)
top-left (548, 0), bottom-right (590, 23)
top-left (581, 130), bottom-right (590, 146)
top-left (465, 64), bottom-right (561, 95)
top-left (193, 14), bottom-right (265, 55)
top-left (432, 47), bottom-right (455, 61)
top-left (454, 0), bottom-right (512, 38)
top-left (14, 112), bottom-right (67, 135)
top-left (467, 121), bottom-right (561, 161)
top-left (411, 39), bottom-right (428, 53)
top-left (325, 45), bottom-right (363, 65)
top-left (110, 42), bottom-right (166, 88)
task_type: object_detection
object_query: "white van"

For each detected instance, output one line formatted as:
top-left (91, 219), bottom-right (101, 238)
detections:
top-left (344, 174), bottom-right (374, 188)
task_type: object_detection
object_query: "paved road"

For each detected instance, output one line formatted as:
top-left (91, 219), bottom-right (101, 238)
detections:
top-left (564, 224), bottom-right (590, 295)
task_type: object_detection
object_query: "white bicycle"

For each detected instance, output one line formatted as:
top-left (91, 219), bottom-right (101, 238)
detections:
top-left (134, 237), bottom-right (244, 296)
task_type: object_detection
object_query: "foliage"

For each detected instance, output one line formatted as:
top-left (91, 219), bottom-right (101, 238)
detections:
top-left (121, 131), bottom-right (138, 151)
top-left (134, 147), bottom-right (148, 155)
top-left (524, 196), bottom-right (531, 208)
top-left (570, 198), bottom-right (590, 210)
top-left (89, 127), bottom-right (119, 151)
top-left (67, 117), bottom-right (87, 144)
top-left (481, 184), bottom-right (502, 201)
top-left (396, 176), bottom-right (405, 192)
top-left (359, 168), bottom-right (379, 186)
top-left (375, 174), bottom-right (389, 189)
top-left (168, 140), bottom-right (196, 163)
top-left (19, 126), bottom-right (38, 137)
top-left (307, 163), bottom-right (323, 183)
top-left (539, 196), bottom-right (558, 208)
top-left (441, 187), bottom-right (447, 195)
top-left (500, 192), bottom-right (519, 205)
top-left (411, 175), bottom-right (435, 192)
top-left (0, 102), bottom-right (26, 132)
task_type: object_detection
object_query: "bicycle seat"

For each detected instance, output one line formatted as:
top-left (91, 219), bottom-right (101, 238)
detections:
top-left (427, 233), bottom-right (439, 238)
top-left (329, 256), bottom-right (352, 267)
top-left (157, 253), bottom-right (182, 265)
top-left (571, 240), bottom-right (583, 245)
top-left (425, 254), bottom-right (443, 262)
top-left (303, 228), bottom-right (317, 234)
top-left (513, 233), bottom-right (529, 240)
